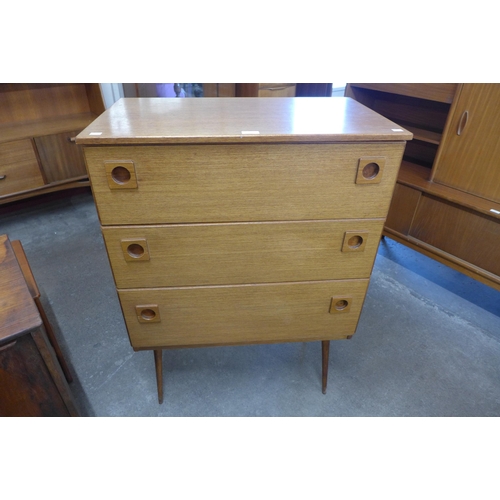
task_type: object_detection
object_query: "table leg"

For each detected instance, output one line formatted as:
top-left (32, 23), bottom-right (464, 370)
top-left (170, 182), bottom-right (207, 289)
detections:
top-left (35, 298), bottom-right (73, 383)
top-left (321, 340), bottom-right (330, 394)
top-left (154, 349), bottom-right (164, 404)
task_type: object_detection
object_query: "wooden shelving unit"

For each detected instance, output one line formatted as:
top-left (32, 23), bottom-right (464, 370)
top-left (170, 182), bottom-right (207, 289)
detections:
top-left (346, 83), bottom-right (500, 291)
top-left (0, 83), bottom-right (105, 204)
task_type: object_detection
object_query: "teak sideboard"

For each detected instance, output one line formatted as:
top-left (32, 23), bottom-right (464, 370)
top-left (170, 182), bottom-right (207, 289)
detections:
top-left (346, 83), bottom-right (500, 291)
top-left (0, 83), bottom-right (105, 205)
top-left (77, 97), bottom-right (412, 403)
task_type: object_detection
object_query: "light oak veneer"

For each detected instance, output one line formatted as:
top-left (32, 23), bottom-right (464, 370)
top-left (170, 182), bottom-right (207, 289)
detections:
top-left (77, 97), bottom-right (411, 402)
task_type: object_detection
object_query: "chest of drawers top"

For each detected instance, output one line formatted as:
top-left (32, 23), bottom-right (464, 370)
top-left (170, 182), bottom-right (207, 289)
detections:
top-left (77, 98), bottom-right (411, 227)
top-left (76, 97), bottom-right (411, 145)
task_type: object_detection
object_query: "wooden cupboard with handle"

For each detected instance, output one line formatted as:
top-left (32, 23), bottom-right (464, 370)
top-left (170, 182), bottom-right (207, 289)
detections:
top-left (0, 83), bottom-right (105, 204)
top-left (431, 84), bottom-right (500, 203)
top-left (346, 83), bottom-right (500, 291)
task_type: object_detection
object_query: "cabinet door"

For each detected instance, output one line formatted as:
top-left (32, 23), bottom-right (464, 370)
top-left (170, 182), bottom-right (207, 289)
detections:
top-left (34, 130), bottom-right (87, 183)
top-left (0, 139), bottom-right (45, 196)
top-left (409, 194), bottom-right (500, 277)
top-left (432, 84), bottom-right (500, 203)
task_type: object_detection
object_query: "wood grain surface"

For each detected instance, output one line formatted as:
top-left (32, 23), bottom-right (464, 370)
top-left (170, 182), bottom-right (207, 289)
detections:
top-left (76, 97), bottom-right (412, 145)
top-left (347, 83), bottom-right (459, 104)
top-left (0, 139), bottom-right (45, 196)
top-left (0, 234), bottom-right (42, 344)
top-left (103, 219), bottom-right (385, 288)
top-left (84, 142), bottom-right (405, 225)
top-left (432, 83), bottom-right (500, 203)
top-left (34, 130), bottom-right (87, 183)
top-left (0, 332), bottom-right (70, 416)
top-left (119, 279), bottom-right (369, 348)
top-left (409, 194), bottom-right (500, 276)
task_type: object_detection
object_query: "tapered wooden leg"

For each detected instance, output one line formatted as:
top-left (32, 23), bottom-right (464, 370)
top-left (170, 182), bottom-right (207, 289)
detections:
top-left (154, 349), bottom-right (163, 404)
top-left (322, 340), bottom-right (330, 394)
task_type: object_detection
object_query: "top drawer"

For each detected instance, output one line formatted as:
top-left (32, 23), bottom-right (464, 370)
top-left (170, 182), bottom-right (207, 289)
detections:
top-left (83, 142), bottom-right (405, 225)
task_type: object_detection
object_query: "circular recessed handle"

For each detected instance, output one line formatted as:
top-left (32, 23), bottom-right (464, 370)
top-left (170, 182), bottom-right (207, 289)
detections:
top-left (356, 157), bottom-right (385, 184)
top-left (105, 161), bottom-right (137, 189)
top-left (362, 162), bottom-right (380, 180)
top-left (121, 239), bottom-right (150, 261)
top-left (334, 299), bottom-right (349, 311)
top-left (342, 231), bottom-right (368, 252)
top-left (127, 243), bottom-right (145, 259)
top-left (111, 166), bottom-right (132, 184)
top-left (330, 296), bottom-right (352, 314)
top-left (136, 304), bottom-right (160, 323)
top-left (140, 308), bottom-right (157, 321)
top-left (348, 235), bottom-right (363, 249)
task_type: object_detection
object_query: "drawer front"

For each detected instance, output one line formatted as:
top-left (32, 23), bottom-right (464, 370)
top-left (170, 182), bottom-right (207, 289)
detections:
top-left (34, 130), bottom-right (87, 183)
top-left (84, 143), bottom-right (405, 225)
top-left (0, 139), bottom-right (45, 197)
top-left (410, 194), bottom-right (500, 276)
top-left (103, 219), bottom-right (384, 288)
top-left (118, 279), bottom-right (369, 348)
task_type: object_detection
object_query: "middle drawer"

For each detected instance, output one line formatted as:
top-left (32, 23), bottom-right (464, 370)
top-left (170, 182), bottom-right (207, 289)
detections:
top-left (103, 219), bottom-right (384, 288)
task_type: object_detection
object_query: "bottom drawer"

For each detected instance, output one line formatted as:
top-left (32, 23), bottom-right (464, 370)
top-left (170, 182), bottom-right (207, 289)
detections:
top-left (118, 279), bottom-right (369, 349)
top-left (410, 194), bottom-right (500, 276)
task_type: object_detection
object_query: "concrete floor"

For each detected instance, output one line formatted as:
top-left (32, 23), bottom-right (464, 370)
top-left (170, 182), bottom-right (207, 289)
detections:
top-left (1, 189), bottom-right (499, 417)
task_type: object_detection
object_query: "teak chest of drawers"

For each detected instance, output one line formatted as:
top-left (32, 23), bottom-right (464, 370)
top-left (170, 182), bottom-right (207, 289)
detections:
top-left (77, 97), bottom-right (412, 403)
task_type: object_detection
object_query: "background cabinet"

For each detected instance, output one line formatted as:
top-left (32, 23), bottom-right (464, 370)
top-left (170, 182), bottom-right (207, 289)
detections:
top-left (236, 83), bottom-right (296, 97)
top-left (0, 83), bottom-right (105, 204)
top-left (123, 83), bottom-right (236, 98)
top-left (431, 84), bottom-right (500, 203)
top-left (346, 83), bottom-right (500, 291)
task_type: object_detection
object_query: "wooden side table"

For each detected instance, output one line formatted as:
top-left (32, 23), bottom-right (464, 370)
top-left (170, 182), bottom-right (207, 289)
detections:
top-left (0, 234), bottom-right (78, 417)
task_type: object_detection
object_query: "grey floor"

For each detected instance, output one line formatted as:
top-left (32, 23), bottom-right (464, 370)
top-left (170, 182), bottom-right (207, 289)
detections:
top-left (1, 189), bottom-right (499, 417)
